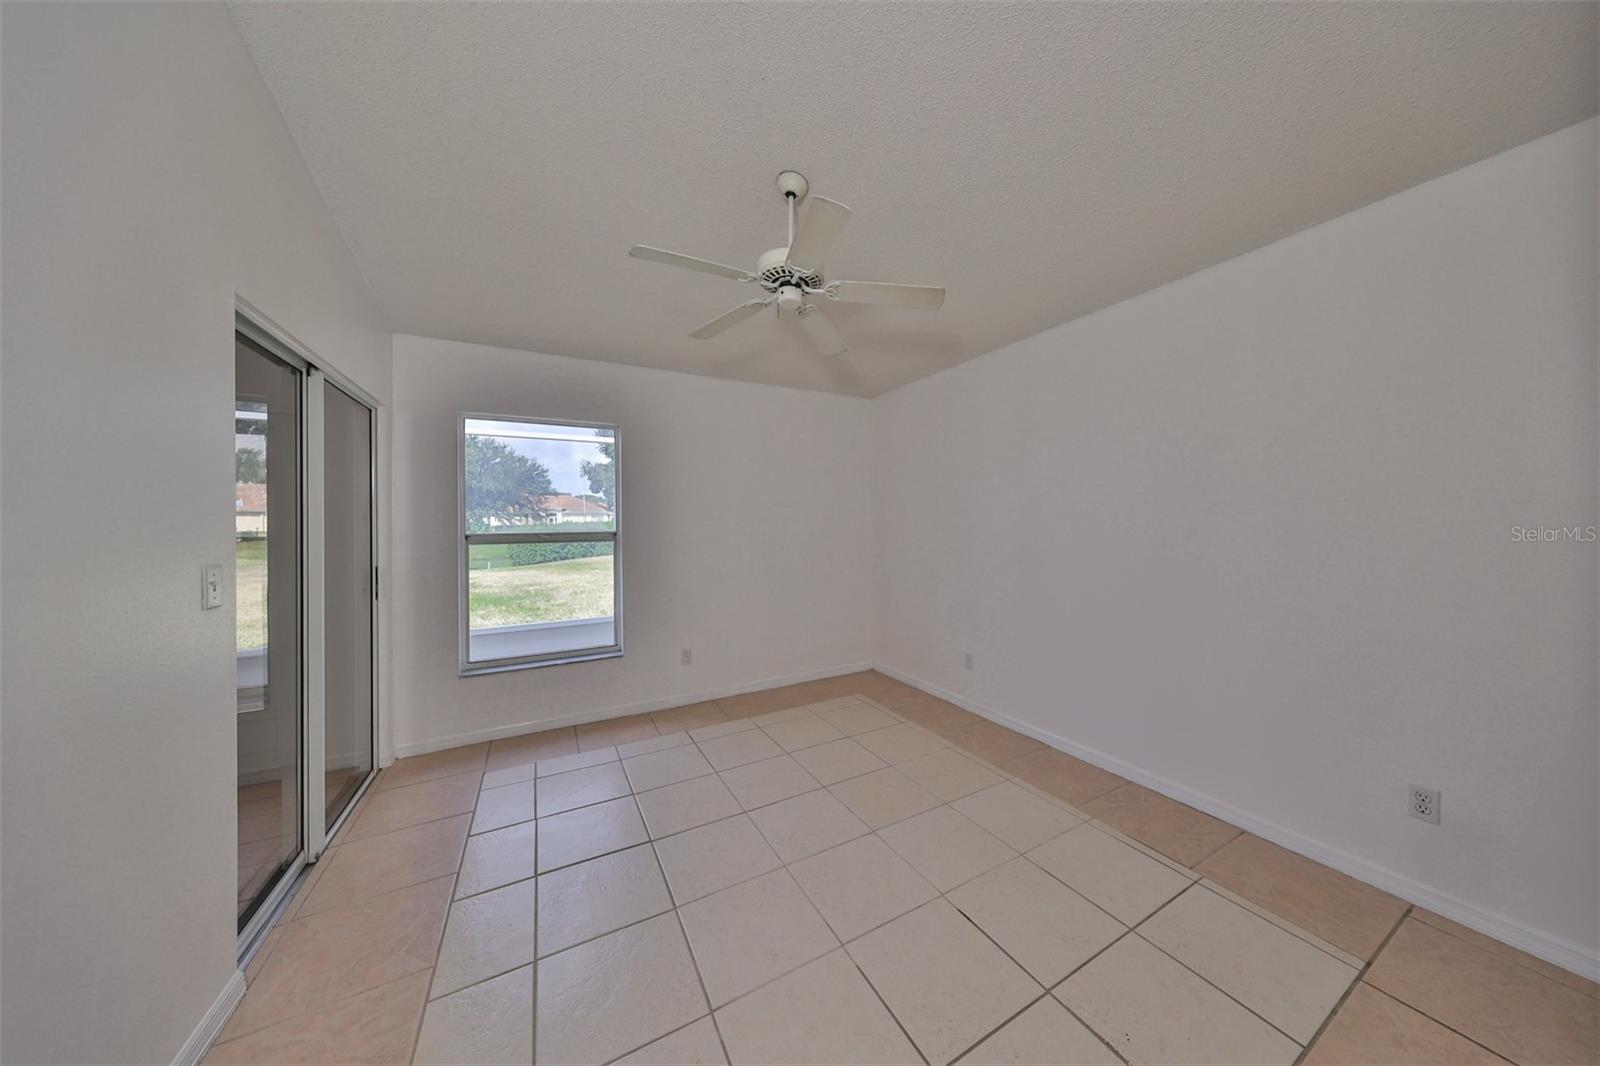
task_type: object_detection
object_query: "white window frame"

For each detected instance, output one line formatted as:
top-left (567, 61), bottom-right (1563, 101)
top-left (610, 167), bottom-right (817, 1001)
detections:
top-left (457, 413), bottom-right (623, 675)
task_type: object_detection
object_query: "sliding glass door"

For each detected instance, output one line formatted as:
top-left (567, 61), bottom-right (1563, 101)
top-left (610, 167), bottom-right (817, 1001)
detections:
top-left (235, 335), bottom-right (304, 931)
top-left (321, 381), bottom-right (375, 830)
top-left (234, 314), bottom-right (380, 944)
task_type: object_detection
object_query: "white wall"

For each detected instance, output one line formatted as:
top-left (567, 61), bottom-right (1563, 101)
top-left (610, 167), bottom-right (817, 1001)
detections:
top-left (874, 120), bottom-right (1599, 971)
top-left (1, 4), bottom-right (391, 1063)
top-left (389, 336), bottom-right (874, 754)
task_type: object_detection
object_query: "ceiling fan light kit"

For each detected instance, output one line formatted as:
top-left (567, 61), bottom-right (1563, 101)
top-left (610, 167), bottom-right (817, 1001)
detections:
top-left (628, 170), bottom-right (945, 356)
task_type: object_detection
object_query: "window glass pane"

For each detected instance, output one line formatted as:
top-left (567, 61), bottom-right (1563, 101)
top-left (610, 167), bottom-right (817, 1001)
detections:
top-left (235, 336), bottom-right (302, 931)
top-left (467, 542), bottom-right (615, 662)
top-left (464, 418), bottom-right (615, 533)
top-left (323, 382), bottom-right (374, 831)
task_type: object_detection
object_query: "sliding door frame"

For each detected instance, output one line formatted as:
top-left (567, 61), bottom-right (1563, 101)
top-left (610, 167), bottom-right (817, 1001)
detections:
top-left (234, 299), bottom-right (381, 957)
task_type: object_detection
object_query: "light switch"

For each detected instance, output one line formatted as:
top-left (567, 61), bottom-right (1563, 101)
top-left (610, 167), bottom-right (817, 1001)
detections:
top-left (202, 564), bottom-right (223, 610)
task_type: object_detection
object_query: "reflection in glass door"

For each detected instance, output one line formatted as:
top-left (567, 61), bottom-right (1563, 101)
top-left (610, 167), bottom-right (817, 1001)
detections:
top-left (235, 335), bottom-right (303, 931)
top-left (322, 381), bottom-right (375, 830)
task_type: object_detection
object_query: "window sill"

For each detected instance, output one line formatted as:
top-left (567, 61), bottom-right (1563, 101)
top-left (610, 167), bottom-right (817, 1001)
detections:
top-left (459, 647), bottom-right (622, 677)
top-left (461, 617), bottom-right (621, 676)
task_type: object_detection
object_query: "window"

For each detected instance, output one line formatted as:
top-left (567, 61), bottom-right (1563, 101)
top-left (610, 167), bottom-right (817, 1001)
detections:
top-left (459, 416), bottom-right (620, 673)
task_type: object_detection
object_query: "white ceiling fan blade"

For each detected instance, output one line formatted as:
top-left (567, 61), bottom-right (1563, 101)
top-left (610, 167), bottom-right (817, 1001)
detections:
top-left (785, 197), bottom-right (852, 273)
top-left (796, 304), bottom-right (847, 356)
top-left (689, 299), bottom-right (770, 339)
top-left (629, 245), bottom-right (750, 282)
top-left (827, 280), bottom-right (945, 310)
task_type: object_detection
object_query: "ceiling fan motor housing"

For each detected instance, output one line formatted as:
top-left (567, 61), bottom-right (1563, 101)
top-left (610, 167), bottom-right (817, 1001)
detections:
top-left (756, 246), bottom-right (823, 293)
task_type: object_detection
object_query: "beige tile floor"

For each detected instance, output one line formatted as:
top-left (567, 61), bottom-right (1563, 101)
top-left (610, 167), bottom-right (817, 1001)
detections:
top-left (211, 672), bottom-right (1599, 1065)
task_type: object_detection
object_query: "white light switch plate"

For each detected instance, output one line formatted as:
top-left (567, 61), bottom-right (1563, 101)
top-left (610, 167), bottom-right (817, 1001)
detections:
top-left (202, 564), bottom-right (223, 610)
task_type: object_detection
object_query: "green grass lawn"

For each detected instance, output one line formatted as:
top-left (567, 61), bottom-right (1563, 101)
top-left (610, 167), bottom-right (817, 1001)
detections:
top-left (236, 538), bottom-right (267, 651)
top-left (237, 539), bottom-right (610, 649)
top-left (470, 554), bottom-right (614, 629)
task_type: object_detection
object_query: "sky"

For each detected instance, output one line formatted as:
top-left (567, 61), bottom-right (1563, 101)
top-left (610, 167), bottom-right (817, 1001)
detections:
top-left (466, 418), bottom-right (612, 497)
top-left (510, 436), bottom-right (600, 495)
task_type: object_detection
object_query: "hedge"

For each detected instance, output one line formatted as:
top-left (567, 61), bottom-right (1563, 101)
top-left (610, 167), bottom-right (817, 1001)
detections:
top-left (507, 540), bottom-right (613, 566)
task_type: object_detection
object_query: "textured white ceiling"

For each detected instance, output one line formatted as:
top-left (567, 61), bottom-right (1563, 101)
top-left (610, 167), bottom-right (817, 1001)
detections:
top-left (231, 2), bottom-right (1596, 397)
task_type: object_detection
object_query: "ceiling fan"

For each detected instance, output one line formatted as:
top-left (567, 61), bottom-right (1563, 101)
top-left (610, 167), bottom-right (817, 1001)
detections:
top-left (628, 171), bottom-right (945, 357)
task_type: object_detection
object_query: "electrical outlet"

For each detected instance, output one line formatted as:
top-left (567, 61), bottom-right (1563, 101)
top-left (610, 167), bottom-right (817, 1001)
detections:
top-left (680, 648), bottom-right (692, 666)
top-left (1409, 785), bottom-right (1440, 825)
top-left (963, 652), bottom-right (974, 670)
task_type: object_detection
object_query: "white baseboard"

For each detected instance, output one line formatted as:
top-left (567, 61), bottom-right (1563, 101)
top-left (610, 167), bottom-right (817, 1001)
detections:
top-left (394, 661), bottom-right (874, 757)
top-left (172, 968), bottom-right (246, 1066)
top-left (873, 661), bottom-right (1600, 983)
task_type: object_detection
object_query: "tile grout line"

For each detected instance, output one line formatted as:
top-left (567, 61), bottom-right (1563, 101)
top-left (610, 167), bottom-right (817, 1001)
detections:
top-left (342, 786), bottom-right (485, 845)
top-left (942, 878), bottom-right (1218, 1065)
top-left (338, 806), bottom-right (479, 848)
top-left (943, 989), bottom-right (1053, 1065)
top-left (936, 828), bottom-right (1154, 1066)
top-left (362, 765), bottom-right (484, 798)
top-left (1056, 995), bottom-right (1134, 1066)
top-left (1124, 877), bottom-right (1360, 1052)
top-left (328, 785), bottom-right (484, 847)
top-left (218, 965), bottom-right (442, 1046)
top-left (537, 891), bottom-right (674, 962)
top-left (405, 870), bottom-right (461, 1064)
top-left (1351, 981), bottom-right (1520, 1066)
top-left (1130, 910), bottom-right (1312, 1051)
top-left (1192, 878), bottom-right (1362, 970)
top-left (1076, 782), bottom-right (1244, 871)
top-left (1291, 903), bottom-right (1414, 1066)
top-left (639, 790), bottom-right (735, 1066)
top-left (960, 916), bottom-right (1143, 1066)
top-left (842, 951), bottom-right (932, 1066)
top-left (1407, 907), bottom-right (1600, 1001)
top-left (573, 715), bottom-right (661, 755)
top-left (410, 770), bottom-right (486, 1062)
top-left (1296, 907), bottom-right (1550, 1066)
top-left (596, 1013), bottom-right (715, 1066)
top-left (785, 839), bottom-right (938, 947)
top-left (213, 970), bottom-right (449, 1057)
top-left (931, 902), bottom-right (1065, 1064)
top-left (423, 764), bottom-right (533, 1062)
top-left (997, 823), bottom-right (1187, 934)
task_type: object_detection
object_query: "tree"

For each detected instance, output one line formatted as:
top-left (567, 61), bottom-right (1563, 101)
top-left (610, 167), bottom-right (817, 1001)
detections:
top-left (581, 440), bottom-right (616, 512)
top-left (236, 446), bottom-right (266, 484)
top-left (465, 434), bottom-right (554, 532)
